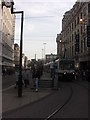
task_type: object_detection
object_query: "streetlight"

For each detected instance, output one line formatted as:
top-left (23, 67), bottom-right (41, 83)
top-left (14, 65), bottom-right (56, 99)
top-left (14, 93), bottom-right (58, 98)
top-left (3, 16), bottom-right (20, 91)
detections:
top-left (80, 18), bottom-right (83, 23)
top-left (2, 1), bottom-right (24, 97)
top-left (42, 49), bottom-right (44, 59)
top-left (59, 39), bottom-right (62, 43)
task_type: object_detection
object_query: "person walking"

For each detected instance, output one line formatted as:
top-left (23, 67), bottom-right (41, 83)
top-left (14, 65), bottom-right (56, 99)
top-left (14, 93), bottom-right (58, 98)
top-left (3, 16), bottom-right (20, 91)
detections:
top-left (23, 69), bottom-right (29, 88)
top-left (50, 60), bottom-right (55, 78)
top-left (82, 70), bottom-right (86, 81)
top-left (14, 70), bottom-right (19, 88)
top-left (32, 64), bottom-right (40, 92)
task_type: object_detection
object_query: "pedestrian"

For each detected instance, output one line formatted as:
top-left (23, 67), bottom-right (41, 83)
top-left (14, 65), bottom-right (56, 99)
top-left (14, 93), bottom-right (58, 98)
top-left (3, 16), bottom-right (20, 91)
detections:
top-left (74, 71), bottom-right (77, 80)
top-left (14, 70), bottom-right (19, 88)
top-left (32, 64), bottom-right (40, 92)
top-left (50, 60), bottom-right (55, 78)
top-left (82, 70), bottom-right (86, 80)
top-left (23, 69), bottom-right (29, 88)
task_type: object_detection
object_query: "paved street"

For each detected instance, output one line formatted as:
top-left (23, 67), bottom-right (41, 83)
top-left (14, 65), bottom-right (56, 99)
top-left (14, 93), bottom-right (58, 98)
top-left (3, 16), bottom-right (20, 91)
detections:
top-left (53, 81), bottom-right (88, 118)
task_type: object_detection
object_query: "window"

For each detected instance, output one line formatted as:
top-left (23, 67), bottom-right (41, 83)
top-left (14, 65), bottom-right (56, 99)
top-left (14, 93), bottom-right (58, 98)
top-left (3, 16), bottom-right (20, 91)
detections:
top-left (70, 25), bottom-right (71, 32)
top-left (77, 29), bottom-right (79, 34)
top-left (81, 12), bottom-right (82, 19)
top-left (72, 46), bottom-right (73, 56)
top-left (84, 38), bottom-right (86, 52)
top-left (88, 19), bottom-right (90, 25)
top-left (75, 20), bottom-right (76, 28)
top-left (81, 40), bottom-right (83, 53)
top-left (88, 3), bottom-right (90, 13)
top-left (81, 26), bottom-right (82, 34)
top-left (77, 16), bottom-right (79, 24)
top-left (72, 23), bottom-right (73, 30)
top-left (75, 32), bottom-right (76, 40)
top-left (72, 34), bottom-right (73, 42)
top-left (83, 7), bottom-right (87, 17)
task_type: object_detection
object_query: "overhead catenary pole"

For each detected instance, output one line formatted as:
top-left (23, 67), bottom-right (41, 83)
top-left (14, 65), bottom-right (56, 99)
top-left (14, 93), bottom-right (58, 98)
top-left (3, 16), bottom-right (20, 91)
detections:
top-left (43, 43), bottom-right (46, 59)
top-left (11, 3), bottom-right (24, 97)
top-left (35, 54), bottom-right (36, 61)
top-left (42, 49), bottom-right (43, 59)
top-left (18, 11), bottom-right (23, 97)
top-left (43, 43), bottom-right (46, 64)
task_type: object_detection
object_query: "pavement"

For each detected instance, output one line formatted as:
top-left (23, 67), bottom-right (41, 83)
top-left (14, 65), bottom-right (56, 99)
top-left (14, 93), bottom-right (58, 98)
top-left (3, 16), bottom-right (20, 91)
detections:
top-left (2, 72), bottom-right (54, 113)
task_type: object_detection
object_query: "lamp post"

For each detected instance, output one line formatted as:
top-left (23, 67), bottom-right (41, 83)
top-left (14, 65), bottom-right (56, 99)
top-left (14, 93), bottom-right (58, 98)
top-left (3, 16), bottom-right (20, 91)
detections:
top-left (43, 43), bottom-right (46, 63)
top-left (42, 49), bottom-right (44, 60)
top-left (2, 1), bottom-right (24, 97)
top-left (43, 43), bottom-right (46, 58)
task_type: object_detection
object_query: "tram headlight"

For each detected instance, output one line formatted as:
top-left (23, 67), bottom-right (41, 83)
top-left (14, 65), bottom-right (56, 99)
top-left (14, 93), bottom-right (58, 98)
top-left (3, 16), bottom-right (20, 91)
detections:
top-left (64, 72), bottom-right (67, 75)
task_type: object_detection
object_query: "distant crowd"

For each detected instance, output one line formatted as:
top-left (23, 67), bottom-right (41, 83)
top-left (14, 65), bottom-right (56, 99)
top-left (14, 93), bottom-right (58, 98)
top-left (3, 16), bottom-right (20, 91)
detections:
top-left (2, 62), bottom-right (89, 92)
top-left (14, 64), bottom-right (43, 92)
top-left (74, 70), bottom-right (88, 81)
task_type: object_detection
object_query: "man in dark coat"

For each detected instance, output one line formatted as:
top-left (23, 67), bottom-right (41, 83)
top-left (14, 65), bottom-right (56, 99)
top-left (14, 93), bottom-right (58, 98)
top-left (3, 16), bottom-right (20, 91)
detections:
top-left (32, 64), bottom-right (40, 92)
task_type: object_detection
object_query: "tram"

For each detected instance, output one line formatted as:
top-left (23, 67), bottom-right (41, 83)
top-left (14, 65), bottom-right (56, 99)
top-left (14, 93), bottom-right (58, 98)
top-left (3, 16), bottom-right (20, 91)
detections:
top-left (56, 58), bottom-right (75, 81)
top-left (44, 58), bottom-right (75, 81)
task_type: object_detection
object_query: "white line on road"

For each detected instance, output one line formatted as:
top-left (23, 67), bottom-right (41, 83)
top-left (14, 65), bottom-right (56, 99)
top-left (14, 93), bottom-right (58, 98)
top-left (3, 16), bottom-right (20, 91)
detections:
top-left (0, 84), bottom-right (15, 92)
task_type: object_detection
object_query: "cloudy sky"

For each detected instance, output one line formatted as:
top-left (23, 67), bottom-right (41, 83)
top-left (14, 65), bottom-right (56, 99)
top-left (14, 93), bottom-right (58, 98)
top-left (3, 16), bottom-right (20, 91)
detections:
top-left (14, 0), bottom-right (76, 60)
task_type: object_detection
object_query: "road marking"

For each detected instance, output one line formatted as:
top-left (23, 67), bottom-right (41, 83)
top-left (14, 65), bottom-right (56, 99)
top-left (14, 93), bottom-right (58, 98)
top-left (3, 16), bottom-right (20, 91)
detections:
top-left (0, 84), bottom-right (15, 92)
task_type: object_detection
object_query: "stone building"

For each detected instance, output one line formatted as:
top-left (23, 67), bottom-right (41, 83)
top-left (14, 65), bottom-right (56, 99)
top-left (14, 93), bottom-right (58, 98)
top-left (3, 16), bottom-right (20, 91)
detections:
top-left (0, 0), bottom-right (15, 71)
top-left (0, 0), bottom-right (2, 69)
top-left (56, 2), bottom-right (90, 70)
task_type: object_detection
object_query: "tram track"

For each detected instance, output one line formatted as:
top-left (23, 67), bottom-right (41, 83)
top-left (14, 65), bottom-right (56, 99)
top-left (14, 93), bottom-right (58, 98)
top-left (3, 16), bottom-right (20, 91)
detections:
top-left (44, 80), bottom-right (88, 119)
top-left (44, 84), bottom-right (73, 120)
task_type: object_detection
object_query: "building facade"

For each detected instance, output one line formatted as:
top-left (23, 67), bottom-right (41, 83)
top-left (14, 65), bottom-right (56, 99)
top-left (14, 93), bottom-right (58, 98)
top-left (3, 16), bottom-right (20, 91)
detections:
top-left (56, 2), bottom-right (90, 70)
top-left (0, 1), bottom-right (15, 71)
top-left (0, 0), bottom-right (2, 69)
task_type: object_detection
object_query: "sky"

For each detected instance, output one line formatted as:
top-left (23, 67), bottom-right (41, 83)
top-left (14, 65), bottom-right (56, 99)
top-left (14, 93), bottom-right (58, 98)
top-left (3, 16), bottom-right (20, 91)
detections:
top-left (14, 0), bottom-right (76, 60)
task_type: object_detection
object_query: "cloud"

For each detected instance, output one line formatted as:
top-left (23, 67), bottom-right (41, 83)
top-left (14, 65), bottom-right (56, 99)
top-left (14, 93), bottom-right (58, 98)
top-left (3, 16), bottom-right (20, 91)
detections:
top-left (15, 0), bottom-right (76, 17)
